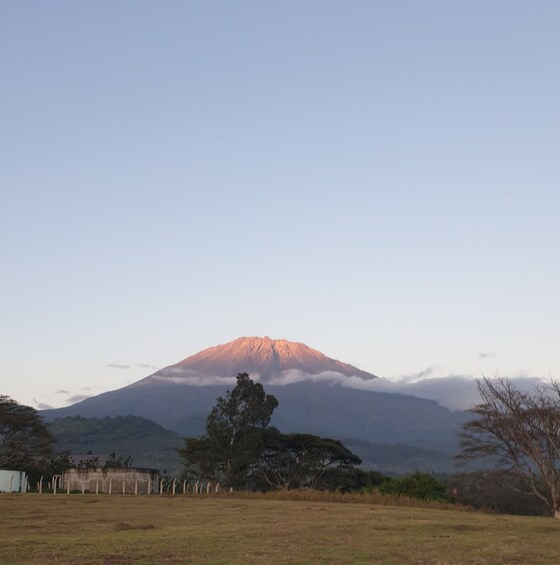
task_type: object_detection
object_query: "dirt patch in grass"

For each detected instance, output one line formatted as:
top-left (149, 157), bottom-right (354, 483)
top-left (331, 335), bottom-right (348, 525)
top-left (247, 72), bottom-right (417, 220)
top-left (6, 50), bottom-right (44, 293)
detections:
top-left (446, 524), bottom-right (483, 532)
top-left (113, 522), bottom-right (156, 531)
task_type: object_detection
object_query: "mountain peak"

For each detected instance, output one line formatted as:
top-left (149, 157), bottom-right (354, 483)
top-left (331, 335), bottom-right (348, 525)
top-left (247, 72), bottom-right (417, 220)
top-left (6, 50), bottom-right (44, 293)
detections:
top-left (152, 336), bottom-right (377, 383)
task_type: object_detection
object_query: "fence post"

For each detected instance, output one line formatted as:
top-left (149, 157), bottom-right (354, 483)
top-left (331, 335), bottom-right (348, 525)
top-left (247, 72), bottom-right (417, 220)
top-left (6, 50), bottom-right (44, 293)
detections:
top-left (39, 476), bottom-right (43, 494)
top-left (172, 480), bottom-right (176, 496)
top-left (135, 480), bottom-right (138, 495)
top-left (96, 479), bottom-right (99, 495)
top-left (182, 480), bottom-right (186, 495)
top-left (148, 479), bottom-right (151, 495)
top-left (109, 478), bottom-right (113, 495)
top-left (215, 482), bottom-right (220, 494)
top-left (66, 479), bottom-right (70, 495)
top-left (82, 481), bottom-right (85, 495)
top-left (53, 477), bottom-right (57, 495)
top-left (159, 479), bottom-right (163, 495)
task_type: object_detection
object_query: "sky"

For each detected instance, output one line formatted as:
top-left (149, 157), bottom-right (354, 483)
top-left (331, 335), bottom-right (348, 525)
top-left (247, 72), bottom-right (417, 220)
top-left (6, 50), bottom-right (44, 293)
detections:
top-left (1, 1), bottom-right (559, 410)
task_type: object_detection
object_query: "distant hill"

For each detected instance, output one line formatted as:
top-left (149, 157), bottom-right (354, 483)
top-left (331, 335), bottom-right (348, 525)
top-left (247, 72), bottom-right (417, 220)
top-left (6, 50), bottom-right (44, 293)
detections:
top-left (48, 415), bottom-right (184, 475)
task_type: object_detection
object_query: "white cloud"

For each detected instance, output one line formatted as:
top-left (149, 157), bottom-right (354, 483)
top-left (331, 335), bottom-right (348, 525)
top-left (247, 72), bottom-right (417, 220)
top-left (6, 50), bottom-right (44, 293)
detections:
top-left (149, 368), bottom-right (239, 387)
top-left (258, 369), bottom-right (549, 411)
top-left (478, 352), bottom-right (496, 359)
top-left (35, 400), bottom-right (54, 410)
top-left (105, 363), bottom-right (132, 370)
top-left (66, 394), bottom-right (91, 403)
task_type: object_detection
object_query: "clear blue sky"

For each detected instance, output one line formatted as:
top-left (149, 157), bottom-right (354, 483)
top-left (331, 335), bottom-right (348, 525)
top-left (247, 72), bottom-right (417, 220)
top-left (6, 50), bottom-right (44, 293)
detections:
top-left (1, 1), bottom-right (558, 409)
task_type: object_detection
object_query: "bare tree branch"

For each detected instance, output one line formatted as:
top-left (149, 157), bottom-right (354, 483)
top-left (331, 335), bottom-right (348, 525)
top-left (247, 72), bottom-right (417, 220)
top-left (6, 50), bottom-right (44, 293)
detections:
top-left (458, 378), bottom-right (560, 517)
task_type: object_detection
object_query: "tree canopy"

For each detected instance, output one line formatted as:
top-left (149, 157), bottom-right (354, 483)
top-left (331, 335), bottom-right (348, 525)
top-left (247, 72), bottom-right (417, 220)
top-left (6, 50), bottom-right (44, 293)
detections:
top-left (180, 373), bottom-right (278, 487)
top-left (179, 373), bottom-right (362, 491)
top-left (0, 395), bottom-right (54, 470)
top-left (459, 377), bottom-right (560, 518)
top-left (259, 429), bottom-right (361, 490)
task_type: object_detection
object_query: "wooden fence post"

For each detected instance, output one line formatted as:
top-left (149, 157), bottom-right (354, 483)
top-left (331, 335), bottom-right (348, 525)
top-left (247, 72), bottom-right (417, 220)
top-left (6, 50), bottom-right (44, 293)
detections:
top-left (148, 479), bottom-right (151, 495)
top-left (159, 479), bottom-right (163, 495)
top-left (96, 479), bottom-right (99, 495)
top-left (135, 480), bottom-right (138, 495)
top-left (172, 480), bottom-right (176, 496)
top-left (39, 476), bottom-right (43, 494)
top-left (182, 480), bottom-right (186, 495)
top-left (66, 479), bottom-right (70, 495)
top-left (109, 478), bottom-right (113, 495)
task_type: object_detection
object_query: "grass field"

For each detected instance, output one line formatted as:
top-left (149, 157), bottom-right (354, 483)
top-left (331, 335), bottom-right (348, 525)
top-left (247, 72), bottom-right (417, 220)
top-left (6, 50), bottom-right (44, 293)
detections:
top-left (1, 493), bottom-right (559, 564)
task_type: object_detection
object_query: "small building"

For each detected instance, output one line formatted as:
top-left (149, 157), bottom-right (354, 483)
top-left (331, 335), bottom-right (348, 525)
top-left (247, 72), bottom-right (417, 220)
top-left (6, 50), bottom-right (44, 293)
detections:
top-left (61, 467), bottom-right (159, 494)
top-left (0, 470), bottom-right (27, 493)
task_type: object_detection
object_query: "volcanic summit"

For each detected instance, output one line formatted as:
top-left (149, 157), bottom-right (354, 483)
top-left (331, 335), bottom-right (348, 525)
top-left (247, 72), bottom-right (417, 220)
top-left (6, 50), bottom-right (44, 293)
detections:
top-left (145, 336), bottom-right (377, 384)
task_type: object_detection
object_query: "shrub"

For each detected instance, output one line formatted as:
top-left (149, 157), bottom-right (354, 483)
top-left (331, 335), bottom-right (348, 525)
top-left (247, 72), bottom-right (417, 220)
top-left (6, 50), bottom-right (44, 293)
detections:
top-left (379, 472), bottom-right (454, 503)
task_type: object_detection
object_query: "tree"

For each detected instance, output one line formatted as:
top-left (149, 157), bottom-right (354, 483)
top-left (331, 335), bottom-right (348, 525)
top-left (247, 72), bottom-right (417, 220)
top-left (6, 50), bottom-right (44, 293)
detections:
top-left (180, 435), bottom-right (220, 482)
top-left (459, 377), bottom-right (560, 518)
top-left (0, 395), bottom-right (54, 470)
top-left (71, 451), bottom-right (133, 469)
top-left (179, 373), bottom-right (278, 488)
top-left (447, 471), bottom-right (549, 516)
top-left (37, 452), bottom-right (75, 483)
top-left (103, 452), bottom-right (133, 468)
top-left (259, 429), bottom-right (362, 490)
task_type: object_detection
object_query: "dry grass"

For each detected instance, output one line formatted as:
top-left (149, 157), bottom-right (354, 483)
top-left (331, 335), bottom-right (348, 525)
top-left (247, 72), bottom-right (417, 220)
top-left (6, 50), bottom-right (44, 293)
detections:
top-left (235, 487), bottom-right (464, 510)
top-left (1, 493), bottom-right (559, 564)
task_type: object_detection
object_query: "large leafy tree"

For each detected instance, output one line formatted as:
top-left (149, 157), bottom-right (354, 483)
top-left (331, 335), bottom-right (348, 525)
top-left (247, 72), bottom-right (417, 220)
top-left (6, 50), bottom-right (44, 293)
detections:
top-left (0, 395), bottom-right (54, 470)
top-left (180, 373), bottom-right (278, 487)
top-left (259, 429), bottom-right (362, 490)
top-left (459, 377), bottom-right (560, 518)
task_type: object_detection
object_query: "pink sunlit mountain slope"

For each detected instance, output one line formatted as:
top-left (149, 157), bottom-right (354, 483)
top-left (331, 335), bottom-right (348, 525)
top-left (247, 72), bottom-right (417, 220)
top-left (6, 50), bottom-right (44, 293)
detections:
top-left (146, 336), bottom-right (377, 383)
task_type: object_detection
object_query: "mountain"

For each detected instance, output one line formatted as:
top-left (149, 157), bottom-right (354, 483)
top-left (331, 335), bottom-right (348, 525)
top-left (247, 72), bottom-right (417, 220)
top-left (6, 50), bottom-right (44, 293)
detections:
top-left (41, 337), bottom-right (468, 462)
top-left (341, 438), bottom-right (458, 474)
top-left (140, 336), bottom-right (377, 384)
